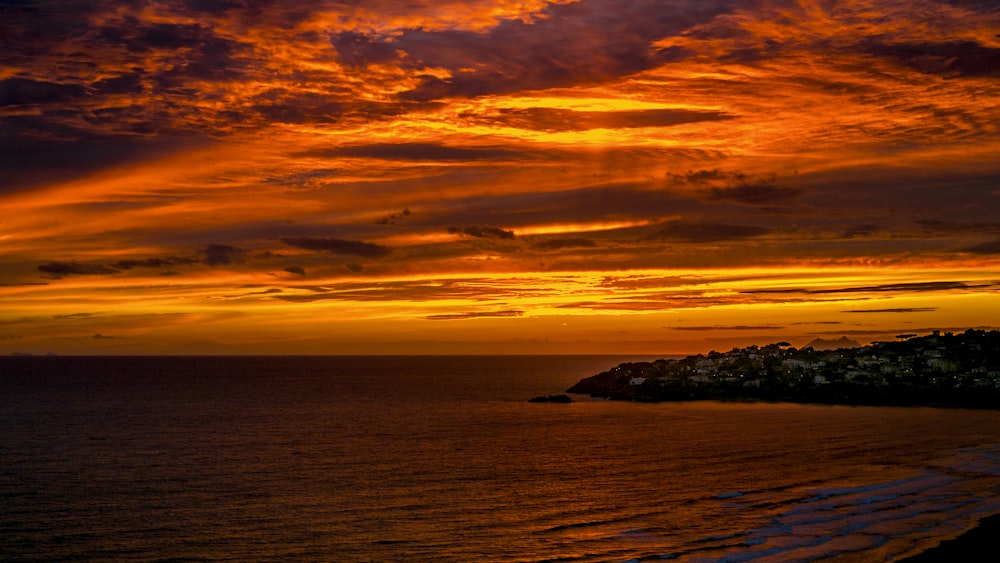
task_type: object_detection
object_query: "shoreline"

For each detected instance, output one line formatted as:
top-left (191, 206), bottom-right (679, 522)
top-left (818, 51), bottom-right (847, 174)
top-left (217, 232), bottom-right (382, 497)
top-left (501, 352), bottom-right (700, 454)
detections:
top-left (898, 512), bottom-right (1000, 561)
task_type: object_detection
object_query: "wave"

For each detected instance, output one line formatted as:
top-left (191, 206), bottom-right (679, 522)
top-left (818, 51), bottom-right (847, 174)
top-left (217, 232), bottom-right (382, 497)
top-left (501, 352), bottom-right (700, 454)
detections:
top-left (653, 446), bottom-right (1000, 562)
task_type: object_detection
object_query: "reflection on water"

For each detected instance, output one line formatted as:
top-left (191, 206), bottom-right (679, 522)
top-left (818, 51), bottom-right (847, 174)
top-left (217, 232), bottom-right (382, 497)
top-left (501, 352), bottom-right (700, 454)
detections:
top-left (3, 356), bottom-right (1000, 561)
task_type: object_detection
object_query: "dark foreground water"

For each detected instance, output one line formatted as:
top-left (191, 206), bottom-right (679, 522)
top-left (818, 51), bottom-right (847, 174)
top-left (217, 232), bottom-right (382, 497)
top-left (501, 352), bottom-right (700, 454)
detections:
top-left (3, 356), bottom-right (1000, 562)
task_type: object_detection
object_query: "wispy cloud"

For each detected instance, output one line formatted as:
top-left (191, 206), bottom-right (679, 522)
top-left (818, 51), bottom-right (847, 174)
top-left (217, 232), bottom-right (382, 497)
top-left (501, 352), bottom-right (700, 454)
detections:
top-left (425, 310), bottom-right (524, 320)
top-left (842, 308), bottom-right (938, 314)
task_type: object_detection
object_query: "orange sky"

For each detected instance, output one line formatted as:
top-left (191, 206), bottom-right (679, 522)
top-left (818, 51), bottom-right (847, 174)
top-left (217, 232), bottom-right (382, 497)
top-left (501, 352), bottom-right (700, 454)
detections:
top-left (2, 0), bottom-right (999, 355)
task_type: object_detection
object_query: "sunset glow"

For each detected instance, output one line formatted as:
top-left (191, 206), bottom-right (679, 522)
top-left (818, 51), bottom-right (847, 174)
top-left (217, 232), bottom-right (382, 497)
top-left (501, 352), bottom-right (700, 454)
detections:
top-left (2, 0), bottom-right (998, 354)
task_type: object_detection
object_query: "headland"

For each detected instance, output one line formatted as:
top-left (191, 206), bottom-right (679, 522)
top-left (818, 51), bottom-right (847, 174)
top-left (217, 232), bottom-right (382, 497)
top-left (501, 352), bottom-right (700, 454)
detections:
top-left (568, 329), bottom-right (1000, 408)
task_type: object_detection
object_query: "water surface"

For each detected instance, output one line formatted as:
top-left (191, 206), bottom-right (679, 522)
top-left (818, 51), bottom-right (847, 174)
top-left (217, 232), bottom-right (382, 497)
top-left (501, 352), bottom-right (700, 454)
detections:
top-left (3, 356), bottom-right (1000, 561)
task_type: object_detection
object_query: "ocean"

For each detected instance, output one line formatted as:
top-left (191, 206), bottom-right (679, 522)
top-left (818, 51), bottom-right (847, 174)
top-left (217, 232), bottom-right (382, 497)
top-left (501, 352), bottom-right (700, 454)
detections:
top-left (3, 355), bottom-right (1000, 562)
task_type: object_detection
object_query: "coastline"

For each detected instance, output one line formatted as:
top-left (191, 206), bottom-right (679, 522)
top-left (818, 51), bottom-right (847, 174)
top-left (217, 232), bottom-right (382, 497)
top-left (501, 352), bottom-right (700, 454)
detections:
top-left (898, 513), bottom-right (1000, 561)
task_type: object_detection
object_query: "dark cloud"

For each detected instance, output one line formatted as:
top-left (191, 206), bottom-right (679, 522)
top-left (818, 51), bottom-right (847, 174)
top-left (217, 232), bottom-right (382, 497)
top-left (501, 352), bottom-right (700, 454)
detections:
top-left (247, 92), bottom-right (422, 126)
top-left (0, 117), bottom-right (202, 193)
top-left (842, 308), bottom-right (938, 314)
top-left (305, 143), bottom-right (525, 162)
top-left (420, 178), bottom-right (692, 233)
top-left (0, 78), bottom-right (87, 107)
top-left (425, 310), bottom-right (524, 320)
top-left (202, 244), bottom-right (246, 266)
top-left (843, 224), bottom-right (880, 238)
top-left (265, 167), bottom-right (339, 188)
top-left (181, 0), bottom-right (244, 14)
top-left (114, 256), bottom-right (199, 270)
top-left (91, 71), bottom-right (146, 96)
top-left (863, 40), bottom-right (1000, 78)
top-left (917, 219), bottom-right (1000, 234)
top-left (669, 169), bottom-right (801, 206)
top-left (284, 265), bottom-right (306, 276)
top-left (37, 262), bottom-right (120, 276)
top-left (280, 237), bottom-right (391, 257)
top-left (332, 0), bottom-right (736, 100)
top-left (448, 226), bottom-right (516, 239)
top-left (460, 107), bottom-right (734, 132)
top-left (531, 238), bottom-right (598, 251)
top-left (669, 169), bottom-right (729, 184)
top-left (962, 238), bottom-right (1000, 254)
top-left (933, 0), bottom-right (1000, 9)
top-left (331, 30), bottom-right (401, 67)
top-left (375, 208), bottom-right (412, 225)
top-left (745, 281), bottom-right (989, 295)
top-left (0, 4), bottom-right (255, 190)
top-left (647, 220), bottom-right (770, 242)
top-left (95, 20), bottom-right (247, 84)
top-left (702, 181), bottom-right (802, 205)
top-left (92, 333), bottom-right (114, 339)
top-left (345, 263), bottom-right (365, 273)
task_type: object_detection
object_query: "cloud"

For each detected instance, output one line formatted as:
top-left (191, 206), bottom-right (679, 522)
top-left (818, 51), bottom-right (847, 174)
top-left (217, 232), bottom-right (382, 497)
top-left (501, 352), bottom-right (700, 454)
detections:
top-left (448, 226), bottom-right (516, 239)
top-left (842, 224), bottom-right (881, 238)
top-left (599, 275), bottom-right (712, 290)
top-left (647, 220), bottom-right (770, 242)
top-left (92, 333), bottom-right (114, 339)
top-left (280, 237), bottom-right (391, 257)
top-left (702, 181), bottom-right (802, 205)
top-left (0, 122), bottom-right (200, 193)
top-left (530, 238), bottom-right (597, 251)
top-left (332, 0), bottom-right (736, 100)
top-left (669, 169), bottom-right (729, 185)
top-left (284, 266), bottom-right (306, 276)
top-left (425, 310), bottom-right (524, 320)
top-left (745, 281), bottom-right (990, 295)
top-left (962, 238), bottom-right (1000, 254)
top-left (0, 78), bottom-right (87, 107)
top-left (460, 107), bottom-right (734, 132)
top-left (917, 219), bottom-right (1000, 234)
top-left (275, 278), bottom-right (546, 303)
top-left (304, 143), bottom-right (525, 162)
top-left (669, 170), bottom-right (801, 206)
top-left (219, 288), bottom-right (283, 299)
top-left (202, 244), bottom-right (246, 266)
top-left (249, 94), bottom-right (418, 126)
top-left (375, 208), bottom-right (412, 225)
top-left (114, 256), bottom-right (200, 269)
top-left (668, 325), bottom-right (783, 331)
top-left (842, 308), bottom-right (938, 314)
top-left (37, 262), bottom-right (120, 276)
top-left (863, 40), bottom-right (1000, 78)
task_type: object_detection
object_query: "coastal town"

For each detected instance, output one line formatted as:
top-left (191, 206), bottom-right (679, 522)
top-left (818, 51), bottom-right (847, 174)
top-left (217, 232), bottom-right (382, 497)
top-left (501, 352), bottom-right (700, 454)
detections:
top-left (566, 329), bottom-right (1000, 408)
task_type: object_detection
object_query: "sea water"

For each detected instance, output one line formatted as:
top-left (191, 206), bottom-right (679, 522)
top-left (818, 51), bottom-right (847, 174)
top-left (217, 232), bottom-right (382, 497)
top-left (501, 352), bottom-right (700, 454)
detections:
top-left (3, 355), bottom-right (1000, 562)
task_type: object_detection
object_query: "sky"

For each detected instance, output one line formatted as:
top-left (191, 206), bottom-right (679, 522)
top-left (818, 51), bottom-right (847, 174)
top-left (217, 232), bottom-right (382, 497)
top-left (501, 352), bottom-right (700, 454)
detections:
top-left (1, 0), bottom-right (999, 355)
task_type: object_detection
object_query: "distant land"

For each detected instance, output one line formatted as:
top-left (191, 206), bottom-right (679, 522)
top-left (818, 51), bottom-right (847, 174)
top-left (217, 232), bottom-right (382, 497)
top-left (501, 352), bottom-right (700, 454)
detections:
top-left (567, 329), bottom-right (1000, 408)
top-left (802, 336), bottom-right (861, 350)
